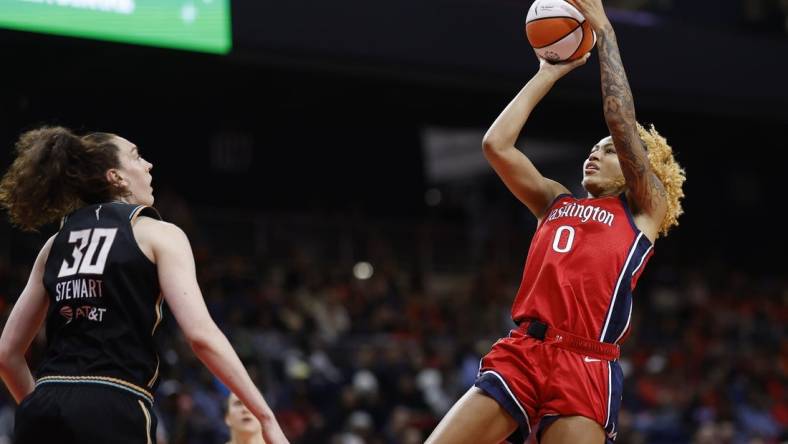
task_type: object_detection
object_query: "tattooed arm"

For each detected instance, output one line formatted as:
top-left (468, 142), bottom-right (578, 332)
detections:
top-left (571, 0), bottom-right (667, 229)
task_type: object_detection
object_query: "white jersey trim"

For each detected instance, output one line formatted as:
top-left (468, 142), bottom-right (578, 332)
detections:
top-left (600, 232), bottom-right (644, 341)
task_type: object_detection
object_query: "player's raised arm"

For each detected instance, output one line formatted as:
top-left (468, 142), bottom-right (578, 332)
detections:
top-left (571, 0), bottom-right (667, 222)
top-left (482, 55), bottom-right (588, 220)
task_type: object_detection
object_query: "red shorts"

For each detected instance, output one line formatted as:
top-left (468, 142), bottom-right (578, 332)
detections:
top-left (474, 326), bottom-right (623, 443)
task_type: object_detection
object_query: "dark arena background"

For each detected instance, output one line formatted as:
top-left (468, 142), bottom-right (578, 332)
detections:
top-left (1, 0), bottom-right (787, 443)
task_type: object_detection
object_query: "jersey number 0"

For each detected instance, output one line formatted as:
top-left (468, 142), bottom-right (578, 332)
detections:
top-left (552, 225), bottom-right (575, 253)
top-left (57, 228), bottom-right (118, 277)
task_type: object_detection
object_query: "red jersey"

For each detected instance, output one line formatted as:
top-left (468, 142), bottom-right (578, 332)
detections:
top-left (511, 193), bottom-right (653, 345)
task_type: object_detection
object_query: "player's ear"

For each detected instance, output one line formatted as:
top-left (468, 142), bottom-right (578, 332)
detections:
top-left (106, 168), bottom-right (124, 188)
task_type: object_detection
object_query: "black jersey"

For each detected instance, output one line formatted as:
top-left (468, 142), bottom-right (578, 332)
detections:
top-left (38, 202), bottom-right (163, 404)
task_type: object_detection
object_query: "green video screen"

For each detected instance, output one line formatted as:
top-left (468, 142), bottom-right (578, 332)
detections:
top-left (0, 0), bottom-right (231, 54)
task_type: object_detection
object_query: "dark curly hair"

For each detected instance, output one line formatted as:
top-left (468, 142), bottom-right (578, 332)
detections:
top-left (0, 126), bottom-right (123, 231)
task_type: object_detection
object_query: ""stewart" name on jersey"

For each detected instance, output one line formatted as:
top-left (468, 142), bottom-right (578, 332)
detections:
top-left (55, 278), bottom-right (104, 302)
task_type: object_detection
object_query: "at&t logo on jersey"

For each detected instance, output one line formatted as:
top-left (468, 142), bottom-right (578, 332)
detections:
top-left (546, 201), bottom-right (615, 226)
top-left (59, 305), bottom-right (107, 324)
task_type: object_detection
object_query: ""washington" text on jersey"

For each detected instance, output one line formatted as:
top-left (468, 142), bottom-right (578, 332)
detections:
top-left (546, 201), bottom-right (615, 226)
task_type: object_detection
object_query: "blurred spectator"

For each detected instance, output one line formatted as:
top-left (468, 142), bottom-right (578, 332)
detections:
top-left (225, 392), bottom-right (265, 444)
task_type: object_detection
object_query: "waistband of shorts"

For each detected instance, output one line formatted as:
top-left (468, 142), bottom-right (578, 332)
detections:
top-left (517, 319), bottom-right (620, 361)
top-left (35, 375), bottom-right (154, 404)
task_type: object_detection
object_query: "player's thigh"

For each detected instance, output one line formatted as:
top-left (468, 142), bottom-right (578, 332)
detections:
top-left (540, 415), bottom-right (605, 444)
top-left (426, 387), bottom-right (518, 444)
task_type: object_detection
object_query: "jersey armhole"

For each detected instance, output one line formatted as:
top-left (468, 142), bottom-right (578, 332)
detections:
top-left (128, 206), bottom-right (161, 266)
top-left (547, 193), bottom-right (573, 210)
top-left (536, 193), bottom-right (573, 229)
top-left (130, 206), bottom-right (162, 225)
top-left (59, 206), bottom-right (80, 229)
top-left (618, 193), bottom-right (640, 233)
top-left (619, 194), bottom-right (655, 249)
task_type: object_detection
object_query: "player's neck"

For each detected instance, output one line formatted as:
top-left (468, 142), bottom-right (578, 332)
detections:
top-left (115, 196), bottom-right (141, 206)
top-left (587, 185), bottom-right (625, 199)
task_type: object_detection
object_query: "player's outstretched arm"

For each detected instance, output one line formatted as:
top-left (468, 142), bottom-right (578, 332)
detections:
top-left (0, 236), bottom-right (54, 403)
top-left (572, 0), bottom-right (667, 221)
top-left (482, 54), bottom-right (588, 220)
top-left (141, 219), bottom-right (290, 444)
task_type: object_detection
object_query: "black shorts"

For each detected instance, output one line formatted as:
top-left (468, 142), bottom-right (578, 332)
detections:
top-left (14, 383), bottom-right (156, 444)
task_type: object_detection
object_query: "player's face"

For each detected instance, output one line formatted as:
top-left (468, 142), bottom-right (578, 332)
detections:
top-left (581, 136), bottom-right (625, 196)
top-left (225, 393), bottom-right (262, 435)
top-left (112, 136), bottom-right (154, 206)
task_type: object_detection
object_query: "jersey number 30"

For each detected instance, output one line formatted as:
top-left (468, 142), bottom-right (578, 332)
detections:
top-left (58, 228), bottom-right (118, 277)
top-left (552, 226), bottom-right (575, 253)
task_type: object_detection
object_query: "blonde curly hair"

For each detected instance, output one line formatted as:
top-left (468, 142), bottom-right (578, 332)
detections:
top-left (637, 123), bottom-right (686, 237)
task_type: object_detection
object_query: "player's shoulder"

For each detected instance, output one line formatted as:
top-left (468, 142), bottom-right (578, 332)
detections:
top-left (39, 233), bottom-right (58, 259)
top-left (134, 217), bottom-right (183, 235)
top-left (134, 216), bottom-right (186, 239)
top-left (132, 218), bottom-right (191, 258)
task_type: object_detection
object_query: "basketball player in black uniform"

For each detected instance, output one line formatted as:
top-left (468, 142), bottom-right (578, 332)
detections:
top-left (0, 127), bottom-right (289, 444)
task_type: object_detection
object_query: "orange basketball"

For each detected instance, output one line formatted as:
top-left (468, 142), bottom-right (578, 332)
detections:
top-left (525, 0), bottom-right (596, 63)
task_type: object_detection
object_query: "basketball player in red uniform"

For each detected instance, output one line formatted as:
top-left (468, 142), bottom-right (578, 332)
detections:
top-left (427, 1), bottom-right (686, 443)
